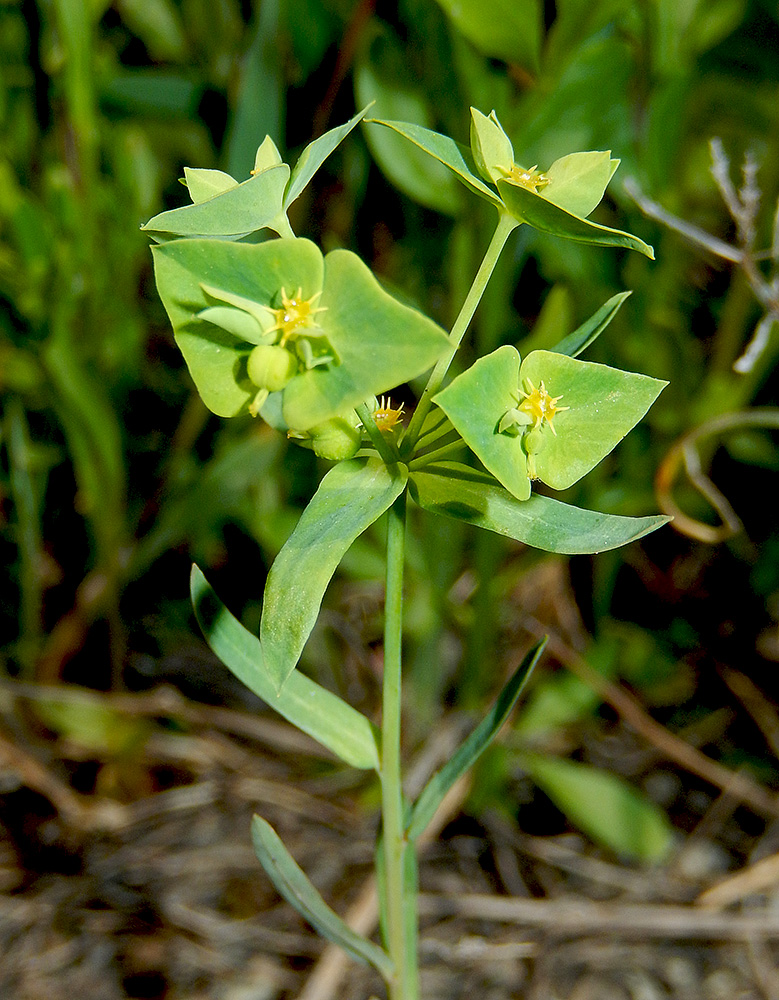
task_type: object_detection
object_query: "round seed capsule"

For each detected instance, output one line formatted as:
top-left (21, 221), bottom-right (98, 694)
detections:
top-left (247, 345), bottom-right (297, 392)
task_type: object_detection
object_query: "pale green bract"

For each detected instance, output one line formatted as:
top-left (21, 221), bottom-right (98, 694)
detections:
top-left (434, 346), bottom-right (667, 498)
top-left (151, 237), bottom-right (450, 431)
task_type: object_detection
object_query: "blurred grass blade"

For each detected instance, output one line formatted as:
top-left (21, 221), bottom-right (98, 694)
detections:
top-left (409, 464), bottom-right (670, 554)
top-left (227, 0), bottom-right (283, 179)
top-left (284, 106), bottom-right (371, 209)
top-left (520, 753), bottom-right (674, 862)
top-left (251, 815), bottom-right (394, 979)
top-left (552, 291), bottom-right (632, 358)
top-left (407, 638), bottom-right (545, 840)
top-left (260, 458), bottom-right (408, 692)
top-left (191, 566), bottom-right (380, 771)
top-left (6, 400), bottom-right (45, 663)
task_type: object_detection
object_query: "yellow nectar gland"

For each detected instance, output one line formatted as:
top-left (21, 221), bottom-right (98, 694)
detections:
top-left (499, 163), bottom-right (550, 193)
top-left (373, 396), bottom-right (405, 432)
top-left (519, 379), bottom-right (568, 436)
top-left (264, 287), bottom-right (327, 345)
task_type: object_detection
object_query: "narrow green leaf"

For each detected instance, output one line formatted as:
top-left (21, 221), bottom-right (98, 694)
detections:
top-left (251, 815), bottom-right (394, 978)
top-left (409, 464), bottom-right (670, 554)
top-left (284, 106), bottom-right (371, 209)
top-left (408, 639), bottom-right (546, 841)
top-left (551, 291), bottom-right (631, 358)
top-left (519, 754), bottom-right (674, 862)
top-left (191, 566), bottom-right (380, 770)
top-left (497, 179), bottom-right (654, 258)
top-left (142, 163), bottom-right (290, 237)
top-left (366, 119), bottom-right (502, 208)
top-left (261, 459), bottom-right (408, 691)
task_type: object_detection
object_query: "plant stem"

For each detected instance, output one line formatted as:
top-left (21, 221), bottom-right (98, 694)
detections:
top-left (381, 491), bottom-right (414, 999)
top-left (357, 402), bottom-right (401, 465)
top-left (407, 439), bottom-right (467, 470)
top-left (401, 211), bottom-right (519, 456)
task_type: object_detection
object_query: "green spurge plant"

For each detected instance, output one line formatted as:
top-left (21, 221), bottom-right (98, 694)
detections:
top-left (145, 106), bottom-right (669, 999)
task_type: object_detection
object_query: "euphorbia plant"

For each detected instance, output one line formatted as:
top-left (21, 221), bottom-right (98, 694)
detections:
top-left (144, 105), bottom-right (668, 1000)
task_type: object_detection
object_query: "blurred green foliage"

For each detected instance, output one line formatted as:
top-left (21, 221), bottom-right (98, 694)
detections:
top-left (2, 0), bottom-right (779, 853)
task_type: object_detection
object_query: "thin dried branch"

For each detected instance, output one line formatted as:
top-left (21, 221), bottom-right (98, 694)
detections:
top-left (418, 893), bottom-right (779, 939)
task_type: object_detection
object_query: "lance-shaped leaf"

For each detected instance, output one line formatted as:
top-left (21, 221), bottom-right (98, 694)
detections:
top-left (497, 178), bottom-right (654, 257)
top-left (518, 754), bottom-right (674, 862)
top-left (366, 119), bottom-right (503, 208)
top-left (142, 163), bottom-right (290, 238)
top-left (284, 105), bottom-right (371, 209)
top-left (409, 463), bottom-right (670, 554)
top-left (191, 566), bottom-right (380, 770)
top-left (407, 638), bottom-right (546, 841)
top-left (434, 345), bottom-right (530, 501)
top-left (518, 350), bottom-right (667, 490)
top-left (261, 459), bottom-right (408, 692)
top-left (151, 237), bottom-right (450, 428)
top-left (251, 815), bottom-right (394, 978)
top-left (551, 291), bottom-right (631, 358)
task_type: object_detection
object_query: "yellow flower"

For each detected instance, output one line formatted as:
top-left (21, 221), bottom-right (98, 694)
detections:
top-left (519, 379), bottom-right (568, 436)
top-left (263, 287), bottom-right (327, 345)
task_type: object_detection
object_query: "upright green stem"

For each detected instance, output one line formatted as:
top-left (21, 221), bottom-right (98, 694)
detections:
top-left (401, 212), bottom-right (519, 456)
top-left (381, 491), bottom-right (414, 999)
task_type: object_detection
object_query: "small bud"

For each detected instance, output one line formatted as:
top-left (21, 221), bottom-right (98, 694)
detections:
top-left (247, 345), bottom-right (297, 392)
top-left (470, 108), bottom-right (515, 185)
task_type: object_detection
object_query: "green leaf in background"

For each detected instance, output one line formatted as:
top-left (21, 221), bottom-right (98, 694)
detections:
top-left (355, 26), bottom-right (461, 215)
top-left (261, 459), bottom-right (408, 692)
top-left (366, 119), bottom-right (502, 208)
top-left (551, 291), bottom-right (631, 358)
top-left (518, 350), bottom-right (667, 490)
top-left (409, 464), bottom-right (670, 554)
top-left (191, 566), bottom-right (380, 771)
top-left (407, 638), bottom-right (546, 841)
top-left (141, 163), bottom-right (290, 238)
top-left (284, 105), bottom-right (371, 209)
top-left (31, 697), bottom-right (150, 755)
top-left (497, 177), bottom-right (655, 257)
top-left (251, 815), bottom-right (394, 978)
top-left (226, 0), bottom-right (284, 180)
top-left (432, 0), bottom-right (542, 73)
top-left (519, 753), bottom-right (675, 863)
top-left (434, 346), bottom-right (531, 500)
